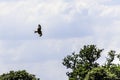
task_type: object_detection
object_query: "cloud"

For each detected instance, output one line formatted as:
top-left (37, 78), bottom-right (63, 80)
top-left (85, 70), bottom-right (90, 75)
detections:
top-left (0, 0), bottom-right (117, 40)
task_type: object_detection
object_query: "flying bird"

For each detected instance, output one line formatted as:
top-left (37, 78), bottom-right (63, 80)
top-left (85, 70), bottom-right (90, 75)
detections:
top-left (34, 24), bottom-right (42, 37)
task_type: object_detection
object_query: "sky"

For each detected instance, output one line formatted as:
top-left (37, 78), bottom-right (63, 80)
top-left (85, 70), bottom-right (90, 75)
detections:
top-left (0, 0), bottom-right (120, 80)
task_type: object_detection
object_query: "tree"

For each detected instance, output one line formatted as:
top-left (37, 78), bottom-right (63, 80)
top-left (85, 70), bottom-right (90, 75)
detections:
top-left (62, 45), bottom-right (120, 80)
top-left (62, 45), bottom-right (103, 80)
top-left (0, 70), bottom-right (40, 80)
top-left (106, 50), bottom-right (116, 67)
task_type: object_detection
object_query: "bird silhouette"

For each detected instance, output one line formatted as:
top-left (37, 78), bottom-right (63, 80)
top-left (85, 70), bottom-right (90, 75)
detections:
top-left (34, 24), bottom-right (42, 37)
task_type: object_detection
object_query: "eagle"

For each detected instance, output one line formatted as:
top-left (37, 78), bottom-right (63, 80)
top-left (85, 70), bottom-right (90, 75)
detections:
top-left (34, 24), bottom-right (42, 37)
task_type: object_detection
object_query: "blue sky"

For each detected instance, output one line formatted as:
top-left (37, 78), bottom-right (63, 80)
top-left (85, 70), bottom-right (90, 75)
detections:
top-left (0, 0), bottom-right (120, 80)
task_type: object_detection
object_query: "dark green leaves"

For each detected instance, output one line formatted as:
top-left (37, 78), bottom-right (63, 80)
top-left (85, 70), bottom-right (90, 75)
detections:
top-left (0, 70), bottom-right (40, 80)
top-left (62, 45), bottom-right (120, 80)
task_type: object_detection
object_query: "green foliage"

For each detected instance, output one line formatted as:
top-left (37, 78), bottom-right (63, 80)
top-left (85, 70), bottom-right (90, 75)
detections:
top-left (109, 64), bottom-right (120, 78)
top-left (0, 70), bottom-right (40, 80)
top-left (84, 67), bottom-right (116, 80)
top-left (79, 45), bottom-right (103, 69)
top-left (63, 44), bottom-right (120, 80)
top-left (62, 45), bottom-right (103, 80)
top-left (79, 45), bottom-right (103, 64)
top-left (106, 50), bottom-right (116, 67)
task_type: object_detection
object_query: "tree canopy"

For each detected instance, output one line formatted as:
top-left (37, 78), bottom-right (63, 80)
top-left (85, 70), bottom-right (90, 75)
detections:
top-left (0, 70), bottom-right (40, 80)
top-left (62, 45), bottom-right (120, 80)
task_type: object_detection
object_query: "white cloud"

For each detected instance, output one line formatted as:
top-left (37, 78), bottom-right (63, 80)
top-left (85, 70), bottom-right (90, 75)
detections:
top-left (99, 5), bottom-right (120, 17)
